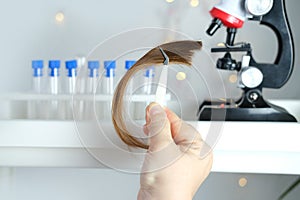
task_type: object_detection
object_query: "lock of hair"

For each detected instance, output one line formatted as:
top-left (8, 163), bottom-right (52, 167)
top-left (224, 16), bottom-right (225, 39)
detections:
top-left (112, 40), bottom-right (202, 149)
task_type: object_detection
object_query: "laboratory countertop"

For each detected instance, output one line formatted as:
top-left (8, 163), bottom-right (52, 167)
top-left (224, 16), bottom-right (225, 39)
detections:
top-left (0, 120), bottom-right (299, 175)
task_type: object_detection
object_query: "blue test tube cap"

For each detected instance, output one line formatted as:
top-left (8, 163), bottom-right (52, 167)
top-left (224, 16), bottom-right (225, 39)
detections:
top-left (65, 60), bottom-right (78, 77)
top-left (104, 60), bottom-right (116, 77)
top-left (32, 60), bottom-right (43, 68)
top-left (88, 61), bottom-right (100, 77)
top-left (144, 66), bottom-right (155, 78)
top-left (125, 60), bottom-right (136, 70)
top-left (32, 60), bottom-right (43, 77)
top-left (49, 60), bottom-right (60, 69)
top-left (88, 61), bottom-right (100, 69)
top-left (49, 60), bottom-right (60, 77)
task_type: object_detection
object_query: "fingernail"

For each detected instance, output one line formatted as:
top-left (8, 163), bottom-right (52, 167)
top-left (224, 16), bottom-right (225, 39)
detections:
top-left (146, 109), bottom-right (150, 121)
top-left (143, 124), bottom-right (149, 135)
top-left (149, 104), bottom-right (163, 117)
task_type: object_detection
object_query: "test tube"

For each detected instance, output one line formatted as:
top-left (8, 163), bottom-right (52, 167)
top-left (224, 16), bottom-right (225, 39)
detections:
top-left (27, 60), bottom-right (43, 119)
top-left (125, 60), bottom-right (136, 94)
top-left (84, 61), bottom-right (100, 119)
top-left (32, 60), bottom-right (44, 93)
top-left (87, 61), bottom-right (100, 94)
top-left (65, 60), bottom-right (78, 119)
top-left (103, 60), bottom-right (116, 95)
top-left (49, 60), bottom-right (60, 94)
top-left (65, 60), bottom-right (77, 94)
top-left (125, 60), bottom-right (136, 119)
top-left (47, 60), bottom-right (61, 119)
top-left (134, 66), bottom-right (155, 121)
top-left (143, 66), bottom-right (154, 95)
top-left (102, 60), bottom-right (116, 120)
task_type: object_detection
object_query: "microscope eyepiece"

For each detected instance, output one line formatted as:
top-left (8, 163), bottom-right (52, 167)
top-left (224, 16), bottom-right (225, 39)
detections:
top-left (206, 18), bottom-right (222, 36)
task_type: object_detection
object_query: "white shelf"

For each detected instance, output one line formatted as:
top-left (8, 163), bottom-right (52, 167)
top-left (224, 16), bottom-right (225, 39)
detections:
top-left (1, 95), bottom-right (299, 174)
top-left (0, 120), bottom-right (299, 175)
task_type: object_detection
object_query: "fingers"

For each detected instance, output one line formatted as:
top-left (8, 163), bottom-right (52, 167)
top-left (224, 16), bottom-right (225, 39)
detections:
top-left (143, 103), bottom-right (204, 155)
top-left (164, 107), bottom-right (183, 139)
top-left (145, 104), bottom-right (183, 138)
top-left (144, 103), bottom-right (174, 152)
top-left (164, 107), bottom-right (202, 147)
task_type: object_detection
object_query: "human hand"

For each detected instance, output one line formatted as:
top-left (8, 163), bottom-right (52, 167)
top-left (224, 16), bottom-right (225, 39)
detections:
top-left (137, 103), bottom-right (213, 200)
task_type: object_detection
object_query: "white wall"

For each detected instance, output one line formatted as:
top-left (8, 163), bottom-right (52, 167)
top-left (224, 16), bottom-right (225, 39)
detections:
top-left (0, 0), bottom-right (299, 98)
top-left (1, 0), bottom-right (299, 121)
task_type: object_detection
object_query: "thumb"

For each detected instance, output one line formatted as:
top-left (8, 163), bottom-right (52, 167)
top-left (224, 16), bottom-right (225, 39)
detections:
top-left (147, 103), bottom-right (173, 152)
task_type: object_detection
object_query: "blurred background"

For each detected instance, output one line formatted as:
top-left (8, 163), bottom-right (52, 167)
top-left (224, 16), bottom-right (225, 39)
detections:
top-left (0, 0), bottom-right (299, 199)
top-left (0, 0), bottom-right (299, 98)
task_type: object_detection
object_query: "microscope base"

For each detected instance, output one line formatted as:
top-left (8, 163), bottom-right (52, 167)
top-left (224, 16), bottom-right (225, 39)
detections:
top-left (198, 106), bottom-right (297, 122)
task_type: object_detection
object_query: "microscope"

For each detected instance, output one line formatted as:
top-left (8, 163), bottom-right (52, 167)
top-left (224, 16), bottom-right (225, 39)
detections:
top-left (198, 0), bottom-right (297, 122)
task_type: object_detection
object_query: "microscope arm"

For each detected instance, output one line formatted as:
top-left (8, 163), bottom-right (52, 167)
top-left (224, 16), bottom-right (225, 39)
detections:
top-left (250, 0), bottom-right (294, 89)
